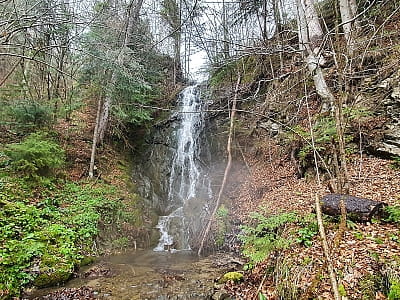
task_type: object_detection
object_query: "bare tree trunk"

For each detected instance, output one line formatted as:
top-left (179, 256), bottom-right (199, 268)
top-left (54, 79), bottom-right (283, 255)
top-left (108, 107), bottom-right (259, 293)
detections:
top-left (302, 0), bottom-right (323, 48)
top-left (297, 0), bottom-right (335, 111)
top-left (89, 97), bottom-right (103, 178)
top-left (306, 81), bottom-right (341, 300)
top-left (298, 2), bottom-right (342, 298)
top-left (262, 0), bottom-right (267, 41)
top-left (339, 0), bottom-right (361, 55)
top-left (334, 95), bottom-right (350, 193)
top-left (297, 0), bottom-right (308, 51)
top-left (222, 0), bottom-right (229, 59)
top-left (333, 94), bottom-right (350, 244)
top-left (97, 72), bottom-right (114, 143)
top-left (197, 74), bottom-right (241, 256)
top-left (339, 0), bottom-right (354, 53)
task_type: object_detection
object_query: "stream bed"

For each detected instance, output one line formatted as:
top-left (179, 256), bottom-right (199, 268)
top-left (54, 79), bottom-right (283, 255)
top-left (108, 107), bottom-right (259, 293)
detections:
top-left (24, 250), bottom-right (238, 300)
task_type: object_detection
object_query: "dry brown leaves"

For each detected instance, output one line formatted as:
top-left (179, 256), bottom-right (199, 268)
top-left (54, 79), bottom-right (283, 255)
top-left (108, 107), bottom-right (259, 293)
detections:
top-left (224, 138), bottom-right (400, 300)
top-left (54, 99), bottom-right (97, 181)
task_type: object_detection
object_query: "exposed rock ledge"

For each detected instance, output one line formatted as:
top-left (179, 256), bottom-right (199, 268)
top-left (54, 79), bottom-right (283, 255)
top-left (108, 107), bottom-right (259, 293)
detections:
top-left (374, 71), bottom-right (400, 157)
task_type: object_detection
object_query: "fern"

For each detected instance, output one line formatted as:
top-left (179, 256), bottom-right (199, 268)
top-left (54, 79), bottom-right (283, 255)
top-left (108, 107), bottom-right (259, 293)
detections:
top-left (240, 212), bottom-right (297, 265)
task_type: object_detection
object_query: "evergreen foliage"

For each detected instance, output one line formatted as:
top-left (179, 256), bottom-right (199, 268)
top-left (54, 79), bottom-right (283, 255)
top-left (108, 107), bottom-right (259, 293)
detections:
top-left (79, 7), bottom-right (172, 137)
top-left (4, 132), bottom-right (65, 178)
top-left (9, 100), bottom-right (52, 128)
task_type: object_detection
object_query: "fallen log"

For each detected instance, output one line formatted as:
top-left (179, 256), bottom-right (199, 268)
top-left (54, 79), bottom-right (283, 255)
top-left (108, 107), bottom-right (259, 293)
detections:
top-left (321, 194), bottom-right (387, 222)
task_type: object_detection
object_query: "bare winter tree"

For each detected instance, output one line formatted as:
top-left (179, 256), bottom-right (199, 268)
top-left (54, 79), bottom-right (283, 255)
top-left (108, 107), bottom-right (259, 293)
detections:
top-left (160, 0), bottom-right (182, 84)
top-left (89, 0), bottom-right (144, 178)
top-left (0, 0), bottom-right (89, 120)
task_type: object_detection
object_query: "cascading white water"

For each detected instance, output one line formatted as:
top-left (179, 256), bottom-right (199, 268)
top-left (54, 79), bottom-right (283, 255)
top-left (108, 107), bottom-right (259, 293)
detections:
top-left (154, 85), bottom-right (211, 252)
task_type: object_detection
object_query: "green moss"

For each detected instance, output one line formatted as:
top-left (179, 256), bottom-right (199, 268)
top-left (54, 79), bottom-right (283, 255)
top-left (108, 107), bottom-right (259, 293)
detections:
top-left (80, 256), bottom-right (95, 267)
top-left (338, 284), bottom-right (347, 297)
top-left (33, 270), bottom-right (71, 288)
top-left (0, 174), bottom-right (137, 297)
top-left (218, 272), bottom-right (244, 284)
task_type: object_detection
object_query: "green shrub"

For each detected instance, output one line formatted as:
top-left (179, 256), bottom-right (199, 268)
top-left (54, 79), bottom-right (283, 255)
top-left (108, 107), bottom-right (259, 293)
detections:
top-left (385, 205), bottom-right (400, 224)
top-left (296, 214), bottom-right (318, 247)
top-left (240, 211), bottom-right (297, 266)
top-left (296, 226), bottom-right (317, 247)
top-left (111, 237), bottom-right (129, 249)
top-left (390, 156), bottom-right (400, 170)
top-left (9, 100), bottom-right (51, 127)
top-left (389, 280), bottom-right (400, 300)
top-left (5, 132), bottom-right (65, 178)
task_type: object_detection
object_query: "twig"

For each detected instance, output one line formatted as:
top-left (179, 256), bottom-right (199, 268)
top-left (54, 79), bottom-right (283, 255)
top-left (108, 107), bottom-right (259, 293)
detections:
top-left (305, 82), bottom-right (340, 300)
top-left (315, 193), bottom-right (341, 300)
top-left (254, 271), bottom-right (268, 300)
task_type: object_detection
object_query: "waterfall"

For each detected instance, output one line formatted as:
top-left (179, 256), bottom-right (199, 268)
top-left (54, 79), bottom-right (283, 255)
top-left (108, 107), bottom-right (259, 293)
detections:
top-left (154, 85), bottom-right (211, 252)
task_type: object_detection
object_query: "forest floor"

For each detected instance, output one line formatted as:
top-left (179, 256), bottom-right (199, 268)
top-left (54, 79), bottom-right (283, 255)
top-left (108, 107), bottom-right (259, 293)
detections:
top-left (223, 137), bottom-right (400, 299)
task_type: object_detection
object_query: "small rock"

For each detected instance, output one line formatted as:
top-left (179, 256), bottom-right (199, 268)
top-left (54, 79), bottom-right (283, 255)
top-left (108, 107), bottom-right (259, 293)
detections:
top-left (212, 291), bottom-right (231, 300)
top-left (391, 87), bottom-right (400, 99)
top-left (378, 80), bottom-right (390, 89)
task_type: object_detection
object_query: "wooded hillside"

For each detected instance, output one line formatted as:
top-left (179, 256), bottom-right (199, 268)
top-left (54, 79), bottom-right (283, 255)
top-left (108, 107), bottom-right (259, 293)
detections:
top-left (1, 0), bottom-right (400, 299)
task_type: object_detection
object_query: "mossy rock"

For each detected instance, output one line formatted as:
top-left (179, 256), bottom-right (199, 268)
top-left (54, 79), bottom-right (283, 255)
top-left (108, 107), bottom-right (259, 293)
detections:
top-left (80, 256), bottom-right (95, 267)
top-left (218, 271), bottom-right (244, 284)
top-left (33, 270), bottom-right (72, 288)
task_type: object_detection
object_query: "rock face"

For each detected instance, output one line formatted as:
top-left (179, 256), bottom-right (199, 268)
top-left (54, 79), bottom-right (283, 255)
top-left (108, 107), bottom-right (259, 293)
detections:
top-left (132, 120), bottom-right (177, 214)
top-left (132, 85), bottom-right (216, 250)
top-left (375, 70), bottom-right (400, 157)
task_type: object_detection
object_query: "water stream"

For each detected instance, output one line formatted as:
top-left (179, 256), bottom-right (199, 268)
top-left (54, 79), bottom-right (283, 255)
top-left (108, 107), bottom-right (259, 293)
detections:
top-left (24, 250), bottom-right (235, 300)
top-left (154, 85), bottom-right (212, 252)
